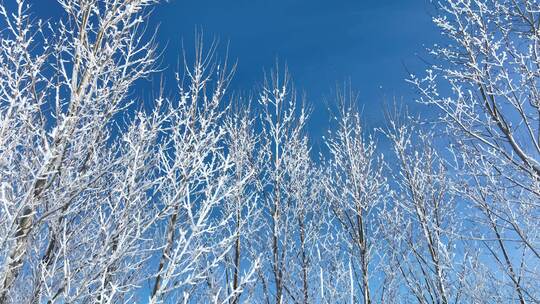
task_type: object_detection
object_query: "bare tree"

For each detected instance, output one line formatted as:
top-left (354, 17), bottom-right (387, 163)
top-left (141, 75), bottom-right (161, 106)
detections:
top-left (255, 67), bottom-right (321, 304)
top-left (0, 0), bottom-right (161, 301)
top-left (409, 0), bottom-right (540, 301)
top-left (0, 1), bottom-right (256, 302)
top-left (4, 0), bottom-right (540, 303)
top-left (204, 103), bottom-right (262, 304)
top-left (147, 37), bottom-right (263, 304)
top-left (380, 114), bottom-right (464, 304)
top-left (321, 87), bottom-right (387, 304)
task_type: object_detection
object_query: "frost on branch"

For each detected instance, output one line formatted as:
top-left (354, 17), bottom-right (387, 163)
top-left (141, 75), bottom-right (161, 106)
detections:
top-left (2, 0), bottom-right (540, 303)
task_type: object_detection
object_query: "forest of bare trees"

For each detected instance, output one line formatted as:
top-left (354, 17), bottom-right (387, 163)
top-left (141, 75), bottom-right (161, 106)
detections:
top-left (1, 0), bottom-right (540, 303)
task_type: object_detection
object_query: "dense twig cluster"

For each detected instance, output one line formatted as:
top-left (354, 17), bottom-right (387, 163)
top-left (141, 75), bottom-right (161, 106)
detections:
top-left (1, 0), bottom-right (540, 303)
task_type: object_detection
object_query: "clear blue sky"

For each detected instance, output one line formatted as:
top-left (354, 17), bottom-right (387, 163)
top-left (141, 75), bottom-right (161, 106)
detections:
top-left (156, 0), bottom-right (440, 138)
top-left (33, 0), bottom-right (440, 140)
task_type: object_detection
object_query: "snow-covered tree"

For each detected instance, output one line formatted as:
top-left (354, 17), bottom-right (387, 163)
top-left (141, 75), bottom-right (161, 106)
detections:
top-left (379, 112), bottom-right (471, 304)
top-left (0, 0), bottom-right (161, 301)
top-left (410, 0), bottom-right (540, 301)
top-left (0, 1), bottom-right (255, 302)
top-left (321, 87), bottom-right (387, 304)
top-left (4, 0), bottom-right (540, 303)
top-left (255, 67), bottom-right (322, 304)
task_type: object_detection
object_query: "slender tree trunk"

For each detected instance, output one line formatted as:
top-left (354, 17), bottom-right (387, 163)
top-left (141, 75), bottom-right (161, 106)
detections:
top-left (357, 212), bottom-right (371, 304)
top-left (232, 205), bottom-right (242, 304)
top-left (299, 217), bottom-right (309, 304)
top-left (151, 207), bottom-right (179, 302)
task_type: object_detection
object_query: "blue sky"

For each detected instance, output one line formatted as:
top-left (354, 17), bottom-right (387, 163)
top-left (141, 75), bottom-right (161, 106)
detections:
top-left (155, 0), bottom-right (440, 137)
top-left (33, 0), bottom-right (440, 140)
